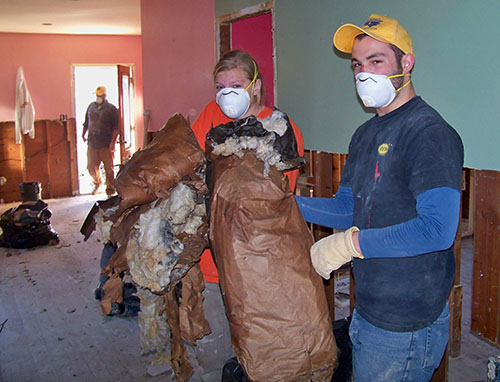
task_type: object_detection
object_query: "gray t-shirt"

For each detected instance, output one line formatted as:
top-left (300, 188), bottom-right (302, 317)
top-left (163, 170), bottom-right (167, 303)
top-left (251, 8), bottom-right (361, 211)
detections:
top-left (83, 100), bottom-right (118, 149)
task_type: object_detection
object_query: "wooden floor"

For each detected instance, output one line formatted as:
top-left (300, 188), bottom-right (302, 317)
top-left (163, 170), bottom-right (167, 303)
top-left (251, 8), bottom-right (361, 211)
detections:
top-left (0, 194), bottom-right (499, 382)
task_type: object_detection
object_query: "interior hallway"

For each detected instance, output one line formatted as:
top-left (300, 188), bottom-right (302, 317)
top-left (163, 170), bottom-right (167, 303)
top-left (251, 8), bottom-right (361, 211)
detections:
top-left (0, 194), bottom-right (499, 382)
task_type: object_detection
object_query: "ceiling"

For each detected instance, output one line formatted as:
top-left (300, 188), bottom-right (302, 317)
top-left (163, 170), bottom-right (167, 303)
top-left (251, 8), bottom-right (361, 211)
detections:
top-left (0, 0), bottom-right (141, 35)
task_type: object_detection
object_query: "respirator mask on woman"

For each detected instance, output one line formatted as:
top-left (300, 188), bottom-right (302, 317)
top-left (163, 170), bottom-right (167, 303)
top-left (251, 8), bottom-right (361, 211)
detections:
top-left (355, 72), bottom-right (410, 108)
top-left (216, 63), bottom-right (259, 119)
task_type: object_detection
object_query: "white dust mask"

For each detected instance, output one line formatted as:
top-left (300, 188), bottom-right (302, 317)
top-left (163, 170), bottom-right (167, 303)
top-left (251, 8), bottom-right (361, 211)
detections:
top-left (216, 88), bottom-right (250, 119)
top-left (95, 96), bottom-right (104, 105)
top-left (216, 62), bottom-right (259, 119)
top-left (355, 72), bottom-right (410, 108)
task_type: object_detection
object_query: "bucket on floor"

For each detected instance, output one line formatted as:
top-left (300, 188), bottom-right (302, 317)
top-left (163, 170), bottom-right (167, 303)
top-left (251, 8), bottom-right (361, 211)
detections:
top-left (19, 182), bottom-right (42, 202)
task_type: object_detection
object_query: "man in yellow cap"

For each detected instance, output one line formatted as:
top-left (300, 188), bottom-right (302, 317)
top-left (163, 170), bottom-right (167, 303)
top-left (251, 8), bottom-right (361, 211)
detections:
top-left (295, 14), bottom-right (464, 381)
top-left (82, 86), bottom-right (119, 196)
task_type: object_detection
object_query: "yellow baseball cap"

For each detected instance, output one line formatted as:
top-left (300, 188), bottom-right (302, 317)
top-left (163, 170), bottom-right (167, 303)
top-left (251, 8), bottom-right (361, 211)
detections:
top-left (95, 86), bottom-right (106, 96)
top-left (333, 14), bottom-right (414, 55)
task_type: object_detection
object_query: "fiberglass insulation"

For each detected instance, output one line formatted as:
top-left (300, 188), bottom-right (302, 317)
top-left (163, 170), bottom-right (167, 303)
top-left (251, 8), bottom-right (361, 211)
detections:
top-left (85, 113), bottom-right (211, 381)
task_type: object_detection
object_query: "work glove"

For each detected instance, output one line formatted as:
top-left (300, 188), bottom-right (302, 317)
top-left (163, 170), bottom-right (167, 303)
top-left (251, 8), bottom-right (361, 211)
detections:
top-left (310, 226), bottom-right (363, 279)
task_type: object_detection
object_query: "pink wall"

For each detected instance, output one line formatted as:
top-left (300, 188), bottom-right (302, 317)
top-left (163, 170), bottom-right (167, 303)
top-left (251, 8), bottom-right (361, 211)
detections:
top-left (232, 13), bottom-right (274, 109)
top-left (141, 0), bottom-right (216, 132)
top-left (0, 32), bottom-right (143, 142)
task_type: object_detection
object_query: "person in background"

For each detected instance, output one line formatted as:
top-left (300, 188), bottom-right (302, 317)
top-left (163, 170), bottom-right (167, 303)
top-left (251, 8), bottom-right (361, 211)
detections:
top-left (295, 14), bottom-right (463, 381)
top-left (190, 49), bottom-right (304, 379)
top-left (82, 86), bottom-right (119, 197)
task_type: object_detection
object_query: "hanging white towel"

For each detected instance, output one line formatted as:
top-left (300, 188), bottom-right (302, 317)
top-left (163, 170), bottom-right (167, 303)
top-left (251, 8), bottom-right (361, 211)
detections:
top-left (15, 66), bottom-right (36, 144)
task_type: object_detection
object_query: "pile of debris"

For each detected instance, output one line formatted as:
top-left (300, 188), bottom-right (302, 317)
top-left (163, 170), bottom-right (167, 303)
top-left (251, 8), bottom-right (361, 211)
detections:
top-left (82, 110), bottom-right (339, 382)
top-left (81, 114), bottom-right (210, 381)
top-left (0, 199), bottom-right (59, 248)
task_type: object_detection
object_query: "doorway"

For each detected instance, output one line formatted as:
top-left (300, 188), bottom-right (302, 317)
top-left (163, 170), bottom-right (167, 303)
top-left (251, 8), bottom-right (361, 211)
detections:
top-left (73, 65), bottom-right (135, 195)
top-left (217, 1), bottom-right (275, 107)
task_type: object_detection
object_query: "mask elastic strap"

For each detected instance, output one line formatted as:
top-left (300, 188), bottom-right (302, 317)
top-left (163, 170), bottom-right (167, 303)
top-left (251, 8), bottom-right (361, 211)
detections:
top-left (387, 73), bottom-right (411, 93)
top-left (244, 61), bottom-right (259, 94)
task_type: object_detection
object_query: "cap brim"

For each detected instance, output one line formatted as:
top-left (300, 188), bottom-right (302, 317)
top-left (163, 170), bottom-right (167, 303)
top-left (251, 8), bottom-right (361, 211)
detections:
top-left (333, 24), bottom-right (366, 53)
top-left (333, 23), bottom-right (393, 54)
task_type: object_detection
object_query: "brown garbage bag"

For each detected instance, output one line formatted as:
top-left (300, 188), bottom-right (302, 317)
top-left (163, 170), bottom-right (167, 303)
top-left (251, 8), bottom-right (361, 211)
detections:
top-left (113, 113), bottom-right (205, 211)
top-left (209, 152), bottom-right (337, 382)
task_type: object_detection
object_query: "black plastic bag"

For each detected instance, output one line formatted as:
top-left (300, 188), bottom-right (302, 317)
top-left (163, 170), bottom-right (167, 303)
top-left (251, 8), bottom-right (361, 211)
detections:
top-left (221, 357), bottom-right (249, 382)
top-left (0, 200), bottom-right (59, 248)
top-left (332, 316), bottom-right (353, 382)
top-left (206, 110), bottom-right (305, 171)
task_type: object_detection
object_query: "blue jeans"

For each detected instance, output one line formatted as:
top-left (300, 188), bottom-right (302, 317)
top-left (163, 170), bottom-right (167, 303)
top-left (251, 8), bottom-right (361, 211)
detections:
top-left (99, 242), bottom-right (116, 285)
top-left (349, 303), bottom-right (449, 382)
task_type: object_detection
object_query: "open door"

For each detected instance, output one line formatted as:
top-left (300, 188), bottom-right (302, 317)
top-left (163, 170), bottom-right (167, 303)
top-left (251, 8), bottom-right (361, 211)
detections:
top-left (117, 65), bottom-right (135, 163)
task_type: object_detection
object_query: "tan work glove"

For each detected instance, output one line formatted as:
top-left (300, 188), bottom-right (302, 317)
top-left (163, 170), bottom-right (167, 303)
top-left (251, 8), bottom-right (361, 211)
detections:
top-left (310, 226), bottom-right (363, 279)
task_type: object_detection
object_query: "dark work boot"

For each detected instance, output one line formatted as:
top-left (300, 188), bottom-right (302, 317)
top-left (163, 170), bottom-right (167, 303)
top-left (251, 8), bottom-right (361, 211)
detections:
top-left (94, 283), bottom-right (105, 300)
top-left (108, 302), bottom-right (125, 316)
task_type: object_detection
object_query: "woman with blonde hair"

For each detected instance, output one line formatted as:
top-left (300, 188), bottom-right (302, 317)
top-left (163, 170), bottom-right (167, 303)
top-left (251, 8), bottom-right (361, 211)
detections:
top-left (192, 49), bottom-right (304, 282)
top-left (193, 51), bottom-right (303, 185)
top-left (190, 50), bottom-right (304, 380)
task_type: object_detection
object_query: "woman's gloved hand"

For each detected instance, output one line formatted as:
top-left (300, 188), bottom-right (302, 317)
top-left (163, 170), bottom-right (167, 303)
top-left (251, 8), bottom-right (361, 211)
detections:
top-left (310, 226), bottom-right (363, 279)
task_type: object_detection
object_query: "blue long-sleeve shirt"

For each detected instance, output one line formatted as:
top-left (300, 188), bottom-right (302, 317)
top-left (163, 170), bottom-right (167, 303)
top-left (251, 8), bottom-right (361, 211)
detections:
top-left (296, 185), bottom-right (460, 259)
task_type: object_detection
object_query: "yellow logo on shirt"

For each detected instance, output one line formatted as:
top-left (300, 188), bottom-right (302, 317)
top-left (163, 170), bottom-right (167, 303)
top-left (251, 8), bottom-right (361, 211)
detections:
top-left (378, 143), bottom-right (390, 155)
